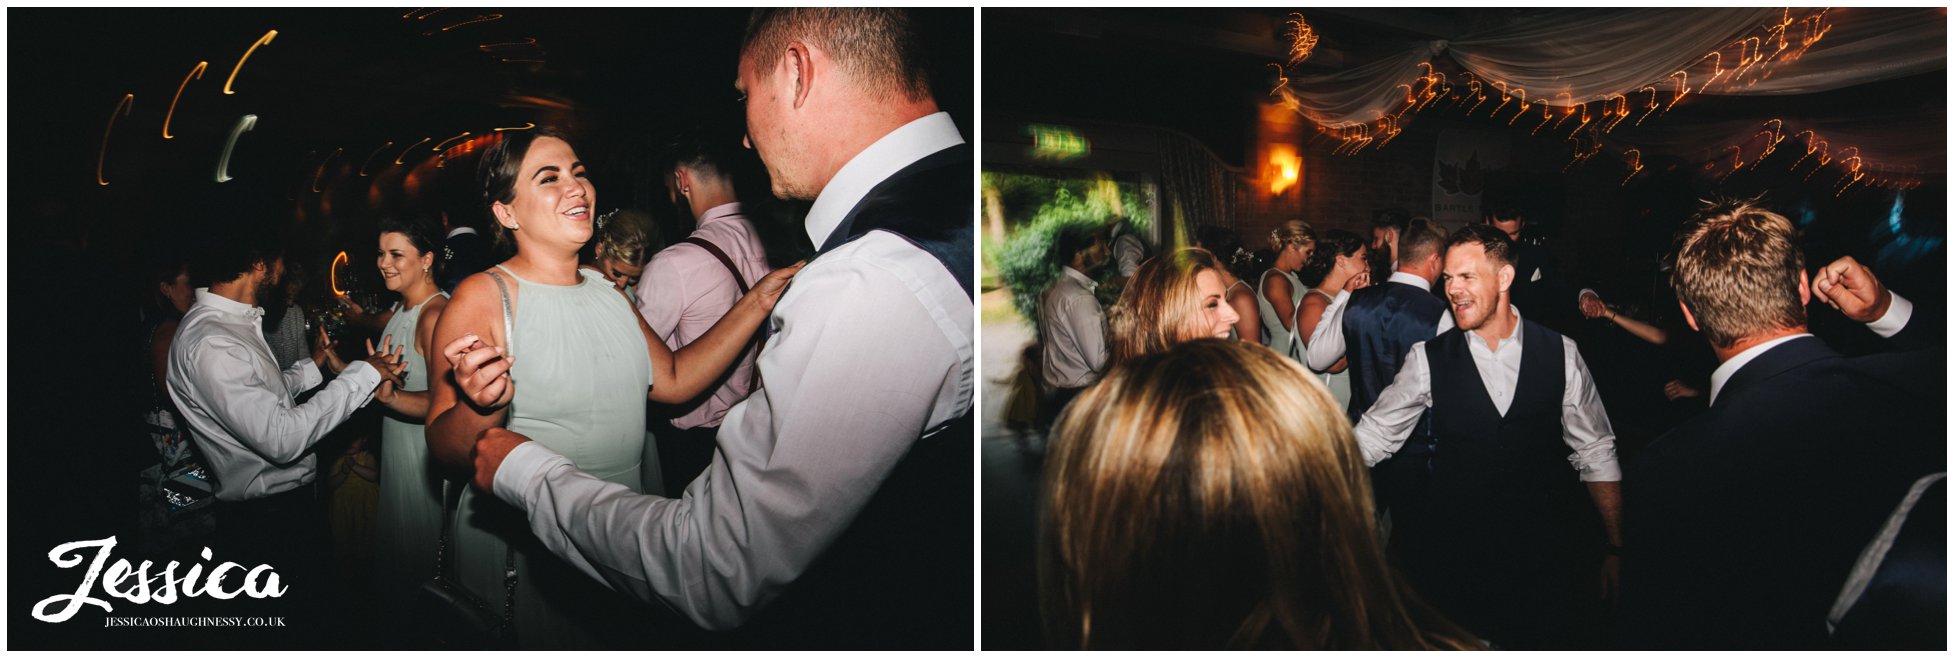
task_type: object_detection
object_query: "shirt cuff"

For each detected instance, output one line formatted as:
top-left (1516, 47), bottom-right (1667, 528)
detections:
top-left (1865, 291), bottom-right (1912, 338)
top-left (338, 360), bottom-right (382, 406)
top-left (1572, 454), bottom-right (1623, 482)
top-left (492, 441), bottom-right (571, 510)
top-left (295, 359), bottom-right (325, 390)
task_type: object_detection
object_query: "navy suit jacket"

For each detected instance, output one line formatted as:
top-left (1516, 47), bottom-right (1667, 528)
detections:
top-left (1621, 332), bottom-right (1944, 649)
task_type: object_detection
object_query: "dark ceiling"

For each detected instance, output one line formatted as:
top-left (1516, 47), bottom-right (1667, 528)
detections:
top-left (13, 8), bottom-right (973, 234)
top-left (983, 8), bottom-right (1945, 171)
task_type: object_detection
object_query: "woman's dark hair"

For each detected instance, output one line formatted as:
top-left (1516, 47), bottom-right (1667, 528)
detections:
top-left (377, 214), bottom-right (443, 283)
top-left (477, 126), bottom-right (572, 250)
top-left (1298, 229), bottom-right (1365, 288)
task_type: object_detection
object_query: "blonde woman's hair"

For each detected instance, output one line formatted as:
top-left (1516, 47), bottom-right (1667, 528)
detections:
top-left (1039, 339), bottom-right (1479, 650)
top-left (595, 209), bottom-right (655, 267)
top-left (1107, 247), bottom-right (1225, 363)
top-left (1268, 219), bottom-right (1316, 252)
top-left (1669, 198), bottom-right (1807, 349)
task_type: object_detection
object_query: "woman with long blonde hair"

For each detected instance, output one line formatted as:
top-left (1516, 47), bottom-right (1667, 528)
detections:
top-left (1106, 247), bottom-right (1240, 363)
top-left (1039, 339), bottom-right (1477, 650)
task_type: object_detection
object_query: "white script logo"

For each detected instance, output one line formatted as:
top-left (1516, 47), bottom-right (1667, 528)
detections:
top-left (32, 537), bottom-right (285, 623)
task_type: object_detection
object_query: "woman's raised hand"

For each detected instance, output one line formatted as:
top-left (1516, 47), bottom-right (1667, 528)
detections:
top-left (442, 333), bottom-right (514, 410)
top-left (747, 260), bottom-right (806, 312)
top-left (362, 334), bottom-right (407, 387)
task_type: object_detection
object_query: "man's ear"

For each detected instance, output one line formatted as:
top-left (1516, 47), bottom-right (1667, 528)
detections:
top-left (1497, 262), bottom-right (1515, 294)
top-left (1797, 268), bottom-right (1811, 306)
top-left (785, 41), bottom-right (814, 109)
top-left (1678, 300), bottom-right (1700, 332)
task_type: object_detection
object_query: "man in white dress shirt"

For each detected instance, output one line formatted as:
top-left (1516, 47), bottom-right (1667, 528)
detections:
top-left (638, 127), bottom-right (776, 495)
top-left (1037, 223), bottom-right (1109, 427)
top-left (167, 225), bottom-right (404, 640)
top-left (469, 9), bottom-right (972, 647)
top-left (1353, 224), bottom-right (1622, 648)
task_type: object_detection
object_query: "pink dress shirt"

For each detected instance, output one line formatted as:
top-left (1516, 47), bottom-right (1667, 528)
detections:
top-left (635, 202), bottom-right (774, 428)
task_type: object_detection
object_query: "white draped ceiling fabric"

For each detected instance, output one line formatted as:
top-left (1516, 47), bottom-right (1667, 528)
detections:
top-left (1279, 8), bottom-right (1946, 182)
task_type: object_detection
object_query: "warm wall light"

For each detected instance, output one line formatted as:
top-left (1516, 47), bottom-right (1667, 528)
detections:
top-left (1267, 144), bottom-right (1301, 196)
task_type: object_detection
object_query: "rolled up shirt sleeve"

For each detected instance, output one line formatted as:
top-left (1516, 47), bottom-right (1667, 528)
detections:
top-left (1354, 341), bottom-right (1434, 467)
top-left (1561, 337), bottom-right (1622, 482)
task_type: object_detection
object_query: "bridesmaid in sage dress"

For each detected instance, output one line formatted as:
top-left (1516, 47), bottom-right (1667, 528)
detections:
top-left (424, 128), bottom-right (798, 648)
top-left (1296, 229), bottom-right (1371, 412)
top-left (365, 218), bottom-right (451, 612)
top-left (1258, 220), bottom-right (1315, 360)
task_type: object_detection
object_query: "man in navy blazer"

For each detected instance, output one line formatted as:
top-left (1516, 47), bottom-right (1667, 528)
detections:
top-left (1621, 200), bottom-right (1943, 649)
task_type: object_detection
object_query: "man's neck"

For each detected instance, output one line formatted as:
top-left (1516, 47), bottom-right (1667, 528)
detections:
top-left (1713, 326), bottom-right (1809, 363)
top-left (808, 98), bottom-right (940, 198)
top-left (1396, 264), bottom-right (1438, 288)
top-left (1470, 304), bottom-right (1520, 350)
top-left (208, 279), bottom-right (258, 307)
top-left (688, 184), bottom-right (739, 220)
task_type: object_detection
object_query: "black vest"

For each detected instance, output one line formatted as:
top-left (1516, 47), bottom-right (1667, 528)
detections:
top-left (1343, 280), bottom-right (1447, 426)
top-left (1424, 319), bottom-right (1581, 537)
top-left (732, 143), bottom-right (974, 648)
top-left (815, 143), bottom-right (973, 299)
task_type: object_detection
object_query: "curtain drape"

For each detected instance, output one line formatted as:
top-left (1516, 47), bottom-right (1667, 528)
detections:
top-left (1277, 8), bottom-right (1944, 174)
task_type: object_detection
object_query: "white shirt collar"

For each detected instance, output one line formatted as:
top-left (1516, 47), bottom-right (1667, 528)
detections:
top-left (804, 112), bottom-right (966, 246)
top-left (1708, 333), bottom-right (1813, 405)
top-left (193, 287), bottom-right (263, 321)
top-left (1467, 304), bottom-right (1524, 352)
top-left (1387, 270), bottom-right (1432, 290)
top-left (1061, 266), bottom-right (1097, 293)
top-left (446, 226), bottom-right (478, 238)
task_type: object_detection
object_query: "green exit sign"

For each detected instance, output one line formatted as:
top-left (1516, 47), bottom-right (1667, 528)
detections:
top-left (1027, 124), bottom-right (1090, 161)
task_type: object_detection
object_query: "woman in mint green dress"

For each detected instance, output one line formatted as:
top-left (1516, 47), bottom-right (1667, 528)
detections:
top-left (366, 217), bottom-right (450, 615)
top-left (424, 128), bottom-right (797, 648)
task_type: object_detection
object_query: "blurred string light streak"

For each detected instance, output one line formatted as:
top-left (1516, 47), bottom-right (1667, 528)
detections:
top-left (163, 61), bottom-right (207, 139)
top-left (312, 147), bottom-right (343, 192)
top-left (494, 123), bottom-right (536, 131)
top-left (223, 30), bottom-right (278, 95)
top-left (404, 8), bottom-right (449, 20)
top-left (433, 132), bottom-right (471, 151)
top-left (1284, 13), bottom-right (1318, 66)
top-left (330, 251), bottom-right (349, 296)
top-left (97, 93), bottom-right (134, 186)
top-left (1272, 7), bottom-right (1873, 188)
top-left (214, 114), bottom-right (257, 183)
top-left (426, 13), bottom-right (501, 36)
top-left (479, 38), bottom-right (537, 50)
top-left (358, 141), bottom-right (394, 176)
top-left (396, 137), bottom-right (433, 164)
top-left (1696, 120), bottom-right (1922, 193)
